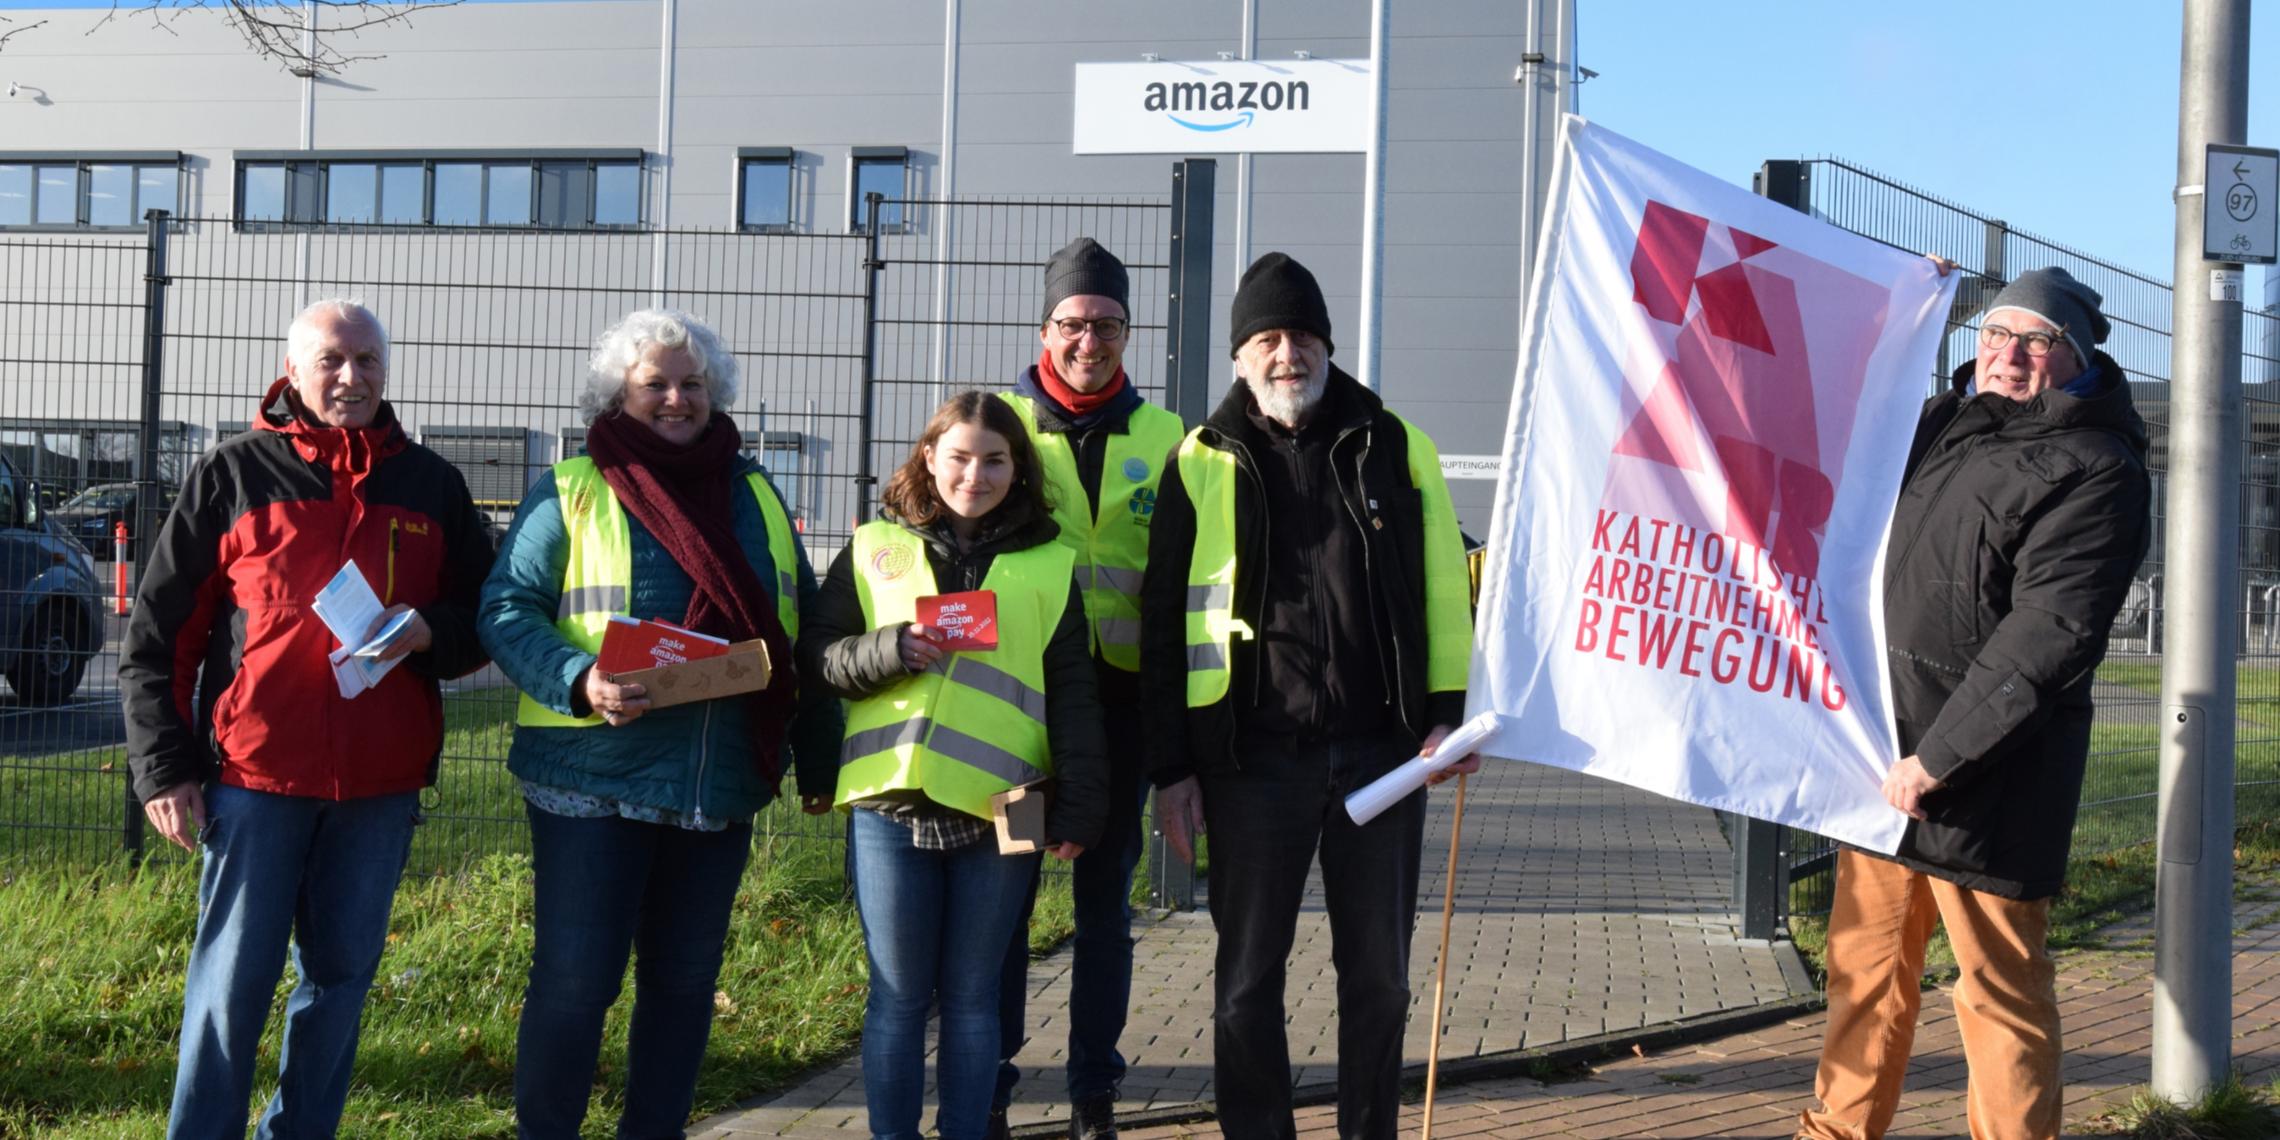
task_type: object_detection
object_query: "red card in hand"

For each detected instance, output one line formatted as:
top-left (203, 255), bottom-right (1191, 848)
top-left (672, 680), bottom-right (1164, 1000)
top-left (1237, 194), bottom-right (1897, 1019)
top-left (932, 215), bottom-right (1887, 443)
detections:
top-left (597, 615), bottom-right (731, 675)
top-left (917, 590), bottom-right (998, 650)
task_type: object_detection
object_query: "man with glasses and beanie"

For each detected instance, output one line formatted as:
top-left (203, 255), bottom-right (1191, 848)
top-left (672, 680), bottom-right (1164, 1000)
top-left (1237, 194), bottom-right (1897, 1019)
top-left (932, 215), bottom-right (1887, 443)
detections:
top-left (1798, 266), bottom-right (2151, 1140)
top-left (990, 237), bottom-right (1187, 1140)
top-left (1137, 252), bottom-right (1477, 1140)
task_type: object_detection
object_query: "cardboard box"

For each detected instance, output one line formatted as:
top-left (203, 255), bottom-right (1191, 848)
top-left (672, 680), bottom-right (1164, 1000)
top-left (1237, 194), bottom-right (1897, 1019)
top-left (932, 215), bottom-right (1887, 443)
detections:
top-left (610, 638), bottom-right (771, 710)
top-left (990, 782), bottom-right (1051, 854)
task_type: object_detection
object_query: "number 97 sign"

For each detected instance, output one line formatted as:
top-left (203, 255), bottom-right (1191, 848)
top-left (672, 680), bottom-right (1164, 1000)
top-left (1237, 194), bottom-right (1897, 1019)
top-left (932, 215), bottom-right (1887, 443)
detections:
top-left (2205, 144), bottom-right (2279, 265)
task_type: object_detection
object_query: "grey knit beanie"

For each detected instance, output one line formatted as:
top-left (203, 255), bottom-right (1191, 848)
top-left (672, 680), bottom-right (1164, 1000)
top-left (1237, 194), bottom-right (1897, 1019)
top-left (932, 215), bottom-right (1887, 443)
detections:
top-left (1040, 237), bottom-right (1129, 324)
top-left (1985, 267), bottom-right (2110, 365)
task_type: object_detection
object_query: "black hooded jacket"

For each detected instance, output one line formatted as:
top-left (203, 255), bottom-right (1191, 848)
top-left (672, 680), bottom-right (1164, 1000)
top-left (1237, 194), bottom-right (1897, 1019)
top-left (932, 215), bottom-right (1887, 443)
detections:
top-left (1138, 368), bottom-right (1466, 786)
top-left (1877, 350), bottom-right (2151, 899)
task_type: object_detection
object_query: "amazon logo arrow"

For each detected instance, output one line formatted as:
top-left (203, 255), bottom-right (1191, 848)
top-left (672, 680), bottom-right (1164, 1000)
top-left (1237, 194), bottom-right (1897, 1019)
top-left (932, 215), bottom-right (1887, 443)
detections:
top-left (1167, 110), bottom-right (1256, 133)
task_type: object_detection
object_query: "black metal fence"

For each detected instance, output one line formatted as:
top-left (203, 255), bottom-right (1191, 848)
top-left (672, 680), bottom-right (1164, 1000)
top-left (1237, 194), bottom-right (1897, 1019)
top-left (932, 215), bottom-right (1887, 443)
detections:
top-left (0, 166), bottom-right (1212, 909)
top-left (1756, 157), bottom-right (2280, 924)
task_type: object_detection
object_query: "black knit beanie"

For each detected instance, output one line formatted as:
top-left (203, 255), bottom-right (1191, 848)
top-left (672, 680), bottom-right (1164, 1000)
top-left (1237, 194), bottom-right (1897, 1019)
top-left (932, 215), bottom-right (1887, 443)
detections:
top-left (1040, 237), bottom-right (1130, 324)
top-left (1229, 252), bottom-right (1334, 358)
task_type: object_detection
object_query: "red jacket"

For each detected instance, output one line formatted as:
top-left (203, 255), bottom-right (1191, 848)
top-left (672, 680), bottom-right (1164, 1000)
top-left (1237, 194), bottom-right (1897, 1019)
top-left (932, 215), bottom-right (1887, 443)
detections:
top-left (123, 379), bottom-right (494, 802)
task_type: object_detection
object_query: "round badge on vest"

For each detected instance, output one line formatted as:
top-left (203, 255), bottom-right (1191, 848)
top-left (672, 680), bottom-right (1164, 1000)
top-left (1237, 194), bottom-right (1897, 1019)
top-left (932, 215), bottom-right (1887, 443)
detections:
top-left (1123, 457), bottom-right (1149, 482)
top-left (871, 543), bottom-right (917, 581)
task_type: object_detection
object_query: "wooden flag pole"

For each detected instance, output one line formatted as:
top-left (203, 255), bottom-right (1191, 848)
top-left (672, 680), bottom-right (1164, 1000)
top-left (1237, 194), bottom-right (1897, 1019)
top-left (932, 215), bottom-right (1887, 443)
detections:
top-left (1419, 770), bottom-right (1470, 1139)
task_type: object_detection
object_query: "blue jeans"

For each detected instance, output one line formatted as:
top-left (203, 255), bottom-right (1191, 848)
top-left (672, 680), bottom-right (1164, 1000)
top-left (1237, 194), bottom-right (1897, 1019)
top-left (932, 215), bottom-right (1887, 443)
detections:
top-left (851, 808), bottom-right (1040, 1140)
top-left (995, 769), bottom-right (1148, 1105)
top-left (167, 782), bottom-right (421, 1140)
top-left (515, 803), bottom-right (753, 1140)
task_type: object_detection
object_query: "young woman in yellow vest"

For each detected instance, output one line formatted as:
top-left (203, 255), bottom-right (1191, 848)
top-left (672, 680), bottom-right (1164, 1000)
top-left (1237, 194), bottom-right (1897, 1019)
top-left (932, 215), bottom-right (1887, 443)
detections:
top-left (477, 309), bottom-right (844, 1140)
top-left (796, 390), bottom-right (1108, 1140)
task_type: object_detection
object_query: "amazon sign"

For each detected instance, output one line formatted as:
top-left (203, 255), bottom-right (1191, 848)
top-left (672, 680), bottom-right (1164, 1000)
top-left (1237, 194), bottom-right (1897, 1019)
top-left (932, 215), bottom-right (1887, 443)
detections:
top-left (1072, 60), bottom-right (1371, 155)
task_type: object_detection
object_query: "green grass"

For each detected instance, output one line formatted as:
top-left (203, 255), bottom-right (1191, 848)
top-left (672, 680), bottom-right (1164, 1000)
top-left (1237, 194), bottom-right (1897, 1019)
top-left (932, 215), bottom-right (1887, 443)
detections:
top-left (0, 688), bottom-right (1088, 1137)
top-left (2090, 1071), bottom-right (2280, 1138)
top-left (0, 814), bottom-right (1079, 1139)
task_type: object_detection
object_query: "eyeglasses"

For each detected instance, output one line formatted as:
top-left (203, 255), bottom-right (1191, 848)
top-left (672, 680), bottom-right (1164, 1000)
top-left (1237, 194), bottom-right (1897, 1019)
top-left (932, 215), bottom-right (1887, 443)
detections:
top-left (1978, 323), bottom-right (2069, 358)
top-left (1050, 316), bottom-right (1128, 341)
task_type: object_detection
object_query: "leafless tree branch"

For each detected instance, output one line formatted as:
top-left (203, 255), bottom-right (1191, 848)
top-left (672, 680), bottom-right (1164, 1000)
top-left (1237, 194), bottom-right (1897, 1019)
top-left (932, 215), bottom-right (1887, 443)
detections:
top-left (0, 16), bottom-right (53, 52)
top-left (63, 2), bottom-right (463, 76)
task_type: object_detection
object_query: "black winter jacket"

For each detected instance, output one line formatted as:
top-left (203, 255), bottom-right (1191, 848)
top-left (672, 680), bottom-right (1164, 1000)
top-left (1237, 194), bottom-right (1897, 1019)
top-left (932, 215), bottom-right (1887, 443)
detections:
top-left (796, 509), bottom-right (1110, 850)
top-left (1138, 369), bottom-right (1466, 786)
top-left (1877, 352), bottom-right (2151, 899)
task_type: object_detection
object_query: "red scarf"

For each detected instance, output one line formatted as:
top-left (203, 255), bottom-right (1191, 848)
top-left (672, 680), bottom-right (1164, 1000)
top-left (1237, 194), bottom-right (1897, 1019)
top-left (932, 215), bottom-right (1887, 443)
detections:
top-left (1036, 347), bottom-right (1127, 416)
top-left (584, 411), bottom-right (798, 783)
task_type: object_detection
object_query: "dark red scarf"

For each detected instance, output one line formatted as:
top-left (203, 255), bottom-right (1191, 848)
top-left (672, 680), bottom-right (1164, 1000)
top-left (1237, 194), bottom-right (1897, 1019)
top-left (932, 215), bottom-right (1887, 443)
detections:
top-left (1036, 347), bottom-right (1127, 416)
top-left (585, 411), bottom-right (798, 782)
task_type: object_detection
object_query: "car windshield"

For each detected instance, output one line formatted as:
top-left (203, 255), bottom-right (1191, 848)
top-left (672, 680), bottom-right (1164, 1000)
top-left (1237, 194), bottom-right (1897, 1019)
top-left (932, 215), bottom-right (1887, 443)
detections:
top-left (56, 486), bottom-right (134, 512)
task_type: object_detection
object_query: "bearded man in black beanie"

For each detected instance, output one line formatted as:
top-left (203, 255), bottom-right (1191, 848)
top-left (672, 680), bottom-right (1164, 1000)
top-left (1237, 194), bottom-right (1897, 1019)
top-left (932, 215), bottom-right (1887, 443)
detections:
top-left (1136, 252), bottom-right (1478, 1140)
top-left (990, 237), bottom-right (1187, 1140)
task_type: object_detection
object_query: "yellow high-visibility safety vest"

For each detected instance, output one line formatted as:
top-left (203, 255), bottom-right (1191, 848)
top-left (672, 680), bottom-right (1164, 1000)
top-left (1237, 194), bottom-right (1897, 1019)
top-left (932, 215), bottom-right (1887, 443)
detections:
top-left (517, 457), bottom-right (800, 728)
top-left (998, 392), bottom-right (1185, 672)
top-left (1176, 415), bottom-right (1472, 707)
top-left (836, 521), bottom-right (1077, 820)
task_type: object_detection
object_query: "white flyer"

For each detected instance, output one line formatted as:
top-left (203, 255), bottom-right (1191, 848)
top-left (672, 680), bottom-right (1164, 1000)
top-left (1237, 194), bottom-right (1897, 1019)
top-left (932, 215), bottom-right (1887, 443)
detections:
top-left (309, 560), bottom-right (416, 699)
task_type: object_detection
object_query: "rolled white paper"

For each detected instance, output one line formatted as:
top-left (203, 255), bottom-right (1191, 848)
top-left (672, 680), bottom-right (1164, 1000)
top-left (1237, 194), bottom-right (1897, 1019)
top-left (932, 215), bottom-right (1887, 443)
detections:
top-left (1342, 711), bottom-right (1503, 825)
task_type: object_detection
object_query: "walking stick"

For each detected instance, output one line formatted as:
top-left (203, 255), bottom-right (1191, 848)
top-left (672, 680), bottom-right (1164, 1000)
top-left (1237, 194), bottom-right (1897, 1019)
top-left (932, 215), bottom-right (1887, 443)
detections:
top-left (1419, 770), bottom-right (1469, 1140)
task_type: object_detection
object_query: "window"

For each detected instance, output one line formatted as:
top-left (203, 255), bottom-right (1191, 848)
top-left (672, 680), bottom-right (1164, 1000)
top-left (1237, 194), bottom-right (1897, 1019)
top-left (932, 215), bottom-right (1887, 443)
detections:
top-left (849, 147), bottom-right (908, 233)
top-left (0, 153), bottom-right (183, 229)
top-left (738, 147), bottom-right (794, 232)
top-left (233, 151), bottom-right (644, 229)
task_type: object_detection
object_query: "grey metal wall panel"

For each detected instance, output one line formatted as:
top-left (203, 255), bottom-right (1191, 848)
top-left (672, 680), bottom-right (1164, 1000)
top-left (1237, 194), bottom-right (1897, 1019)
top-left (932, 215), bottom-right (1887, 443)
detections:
top-left (0, 0), bottom-right (1532, 533)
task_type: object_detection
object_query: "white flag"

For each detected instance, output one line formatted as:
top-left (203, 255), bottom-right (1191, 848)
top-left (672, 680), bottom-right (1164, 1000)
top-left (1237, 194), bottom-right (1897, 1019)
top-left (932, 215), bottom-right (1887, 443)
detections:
top-left (1468, 118), bottom-right (1958, 853)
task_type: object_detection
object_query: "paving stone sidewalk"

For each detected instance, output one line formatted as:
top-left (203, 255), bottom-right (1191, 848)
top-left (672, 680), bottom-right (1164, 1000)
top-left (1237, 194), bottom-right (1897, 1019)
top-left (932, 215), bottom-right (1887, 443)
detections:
top-left (1122, 873), bottom-right (2280, 1139)
top-left (697, 761), bottom-right (1810, 1137)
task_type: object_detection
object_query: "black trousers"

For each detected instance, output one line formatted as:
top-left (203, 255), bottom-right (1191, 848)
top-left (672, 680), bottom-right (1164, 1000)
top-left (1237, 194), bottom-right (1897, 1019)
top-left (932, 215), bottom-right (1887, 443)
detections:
top-left (1200, 734), bottom-right (1426, 1140)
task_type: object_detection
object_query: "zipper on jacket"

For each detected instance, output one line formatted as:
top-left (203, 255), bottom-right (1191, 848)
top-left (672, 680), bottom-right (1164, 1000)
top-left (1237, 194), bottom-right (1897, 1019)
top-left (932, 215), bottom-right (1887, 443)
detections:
top-left (386, 518), bottom-right (400, 603)
top-left (691, 700), bottom-right (714, 829)
top-left (1281, 431), bottom-right (1332, 730)
top-left (1333, 423), bottom-right (1402, 716)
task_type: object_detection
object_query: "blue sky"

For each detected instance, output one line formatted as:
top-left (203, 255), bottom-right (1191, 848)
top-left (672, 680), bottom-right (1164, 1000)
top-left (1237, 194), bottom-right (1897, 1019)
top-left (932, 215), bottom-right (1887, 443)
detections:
top-left (1578, 1), bottom-right (2276, 287)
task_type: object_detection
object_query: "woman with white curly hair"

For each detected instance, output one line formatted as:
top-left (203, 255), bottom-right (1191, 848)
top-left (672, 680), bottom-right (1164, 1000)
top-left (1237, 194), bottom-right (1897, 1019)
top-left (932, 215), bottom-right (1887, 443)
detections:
top-left (478, 308), bottom-right (841, 1138)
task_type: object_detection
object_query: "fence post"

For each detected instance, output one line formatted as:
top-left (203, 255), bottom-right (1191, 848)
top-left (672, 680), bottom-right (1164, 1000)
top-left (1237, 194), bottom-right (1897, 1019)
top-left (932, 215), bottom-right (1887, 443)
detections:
top-left (125, 208), bottom-right (172, 861)
top-left (1720, 170), bottom-right (1805, 940)
top-left (855, 192), bottom-right (884, 526)
top-left (1164, 158), bottom-right (1217, 428)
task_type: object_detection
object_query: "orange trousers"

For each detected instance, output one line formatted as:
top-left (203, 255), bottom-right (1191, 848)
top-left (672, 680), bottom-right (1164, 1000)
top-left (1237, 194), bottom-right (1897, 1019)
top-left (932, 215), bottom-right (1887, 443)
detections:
top-left (1796, 849), bottom-right (2061, 1140)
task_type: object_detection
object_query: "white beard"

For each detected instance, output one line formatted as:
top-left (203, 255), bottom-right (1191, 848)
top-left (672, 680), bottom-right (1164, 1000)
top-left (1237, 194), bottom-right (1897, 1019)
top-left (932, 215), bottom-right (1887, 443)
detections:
top-left (1245, 369), bottom-right (1324, 428)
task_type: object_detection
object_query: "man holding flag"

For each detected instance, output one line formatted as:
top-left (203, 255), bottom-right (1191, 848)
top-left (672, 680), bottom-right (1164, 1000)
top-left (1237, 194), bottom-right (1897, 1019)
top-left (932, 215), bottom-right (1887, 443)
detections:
top-left (1799, 267), bottom-right (2152, 1140)
top-left (1138, 252), bottom-right (1476, 1140)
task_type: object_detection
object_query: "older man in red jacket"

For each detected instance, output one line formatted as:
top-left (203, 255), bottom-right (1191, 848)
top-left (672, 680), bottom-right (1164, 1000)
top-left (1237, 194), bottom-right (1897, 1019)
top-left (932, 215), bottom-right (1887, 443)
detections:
top-left (122, 299), bottom-right (493, 1139)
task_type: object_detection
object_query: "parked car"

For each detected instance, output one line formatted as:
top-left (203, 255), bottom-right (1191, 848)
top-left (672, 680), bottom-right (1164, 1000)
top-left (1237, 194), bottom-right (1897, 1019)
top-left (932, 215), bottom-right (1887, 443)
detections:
top-left (0, 456), bottom-right (104, 705)
top-left (50, 481), bottom-right (176, 560)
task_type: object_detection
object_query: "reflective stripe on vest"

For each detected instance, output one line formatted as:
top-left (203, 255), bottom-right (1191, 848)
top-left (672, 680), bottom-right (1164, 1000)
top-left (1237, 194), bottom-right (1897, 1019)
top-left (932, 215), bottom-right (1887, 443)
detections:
top-left (517, 457), bottom-right (801, 728)
top-left (1175, 414), bottom-right (1473, 707)
top-left (834, 521), bottom-right (1077, 820)
top-left (999, 392), bottom-right (1184, 672)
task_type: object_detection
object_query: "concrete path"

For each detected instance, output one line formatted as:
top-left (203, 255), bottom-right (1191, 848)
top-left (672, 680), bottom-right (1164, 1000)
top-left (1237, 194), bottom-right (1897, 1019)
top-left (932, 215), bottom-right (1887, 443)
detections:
top-left (1119, 871), bottom-right (2280, 1139)
top-left (697, 761), bottom-right (1809, 1138)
